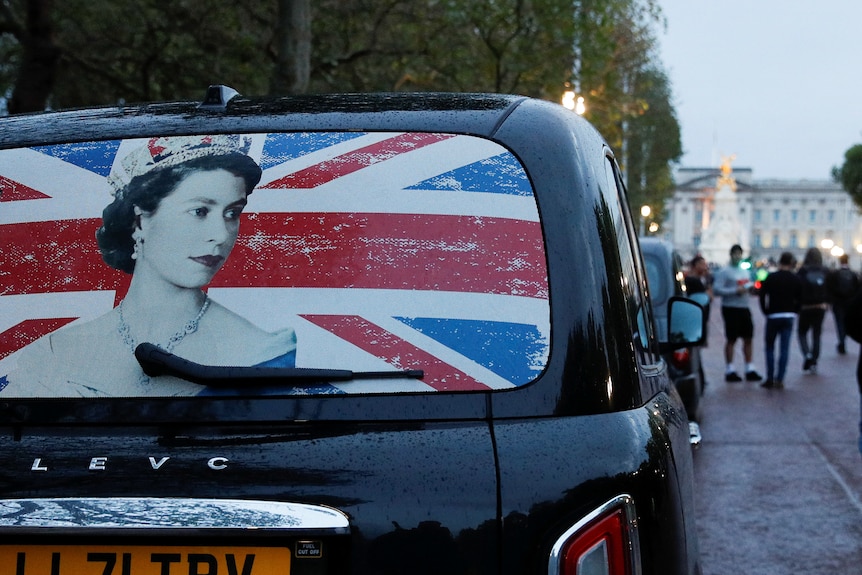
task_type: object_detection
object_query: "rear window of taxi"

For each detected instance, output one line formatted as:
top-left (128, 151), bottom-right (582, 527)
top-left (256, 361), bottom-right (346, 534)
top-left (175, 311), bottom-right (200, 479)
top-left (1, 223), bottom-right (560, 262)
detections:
top-left (0, 132), bottom-right (549, 398)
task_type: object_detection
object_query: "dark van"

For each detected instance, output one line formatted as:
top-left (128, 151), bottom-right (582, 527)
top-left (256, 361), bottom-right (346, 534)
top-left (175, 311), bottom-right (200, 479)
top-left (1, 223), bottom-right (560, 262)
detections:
top-left (0, 88), bottom-right (703, 575)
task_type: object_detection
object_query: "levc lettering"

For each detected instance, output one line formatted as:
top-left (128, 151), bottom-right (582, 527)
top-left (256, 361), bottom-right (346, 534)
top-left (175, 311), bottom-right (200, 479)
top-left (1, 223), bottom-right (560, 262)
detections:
top-left (28, 457), bottom-right (229, 472)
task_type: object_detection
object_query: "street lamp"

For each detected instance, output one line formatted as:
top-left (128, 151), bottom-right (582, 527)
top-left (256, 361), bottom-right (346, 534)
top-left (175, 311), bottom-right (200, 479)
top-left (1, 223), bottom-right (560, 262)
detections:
top-left (639, 205), bottom-right (651, 236)
top-left (820, 239), bottom-right (834, 267)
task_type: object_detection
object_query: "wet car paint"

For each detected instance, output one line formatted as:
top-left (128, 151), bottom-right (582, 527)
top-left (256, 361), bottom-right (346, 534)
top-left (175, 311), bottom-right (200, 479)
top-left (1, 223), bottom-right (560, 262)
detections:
top-left (0, 91), bottom-right (701, 574)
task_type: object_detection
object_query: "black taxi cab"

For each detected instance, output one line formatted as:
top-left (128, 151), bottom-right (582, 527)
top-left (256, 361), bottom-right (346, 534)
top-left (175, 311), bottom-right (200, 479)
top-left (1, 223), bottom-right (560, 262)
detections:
top-left (0, 87), bottom-right (704, 575)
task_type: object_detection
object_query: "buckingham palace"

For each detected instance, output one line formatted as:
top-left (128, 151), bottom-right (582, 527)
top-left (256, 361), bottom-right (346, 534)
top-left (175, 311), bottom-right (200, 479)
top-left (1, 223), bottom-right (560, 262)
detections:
top-left (660, 166), bottom-right (862, 270)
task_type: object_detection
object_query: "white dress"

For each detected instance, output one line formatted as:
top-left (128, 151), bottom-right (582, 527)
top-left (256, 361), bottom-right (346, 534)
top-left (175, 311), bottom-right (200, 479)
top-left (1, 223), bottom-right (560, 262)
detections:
top-left (2, 315), bottom-right (297, 398)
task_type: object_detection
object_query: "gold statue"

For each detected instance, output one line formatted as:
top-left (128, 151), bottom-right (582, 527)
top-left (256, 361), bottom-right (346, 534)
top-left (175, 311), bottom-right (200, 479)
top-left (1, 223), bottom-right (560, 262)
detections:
top-left (717, 154), bottom-right (737, 191)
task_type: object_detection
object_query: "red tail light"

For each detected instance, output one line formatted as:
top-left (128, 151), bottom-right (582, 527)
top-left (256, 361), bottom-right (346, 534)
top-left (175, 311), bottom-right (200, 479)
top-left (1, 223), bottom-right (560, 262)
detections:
top-left (549, 495), bottom-right (640, 575)
top-left (671, 348), bottom-right (691, 370)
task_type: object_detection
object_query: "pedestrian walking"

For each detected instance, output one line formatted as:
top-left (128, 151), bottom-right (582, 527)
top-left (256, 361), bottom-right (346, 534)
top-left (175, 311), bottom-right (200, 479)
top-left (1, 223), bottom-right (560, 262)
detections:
top-left (685, 255), bottom-right (713, 342)
top-left (712, 244), bottom-right (762, 382)
top-left (857, 346), bottom-right (862, 456)
top-left (826, 253), bottom-right (860, 355)
top-left (841, 282), bottom-right (862, 456)
top-left (758, 252), bottom-right (803, 389)
top-left (796, 247), bottom-right (829, 373)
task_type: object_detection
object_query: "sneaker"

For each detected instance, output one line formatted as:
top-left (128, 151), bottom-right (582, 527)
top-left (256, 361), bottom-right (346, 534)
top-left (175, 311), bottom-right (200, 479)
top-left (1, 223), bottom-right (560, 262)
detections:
top-left (803, 357), bottom-right (813, 372)
top-left (761, 379), bottom-right (775, 389)
top-left (745, 370), bottom-right (762, 382)
top-left (725, 372), bottom-right (743, 383)
top-left (688, 421), bottom-right (702, 447)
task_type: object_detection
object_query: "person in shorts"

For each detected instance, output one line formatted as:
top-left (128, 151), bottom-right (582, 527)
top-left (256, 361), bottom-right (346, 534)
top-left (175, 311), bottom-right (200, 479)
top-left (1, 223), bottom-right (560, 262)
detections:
top-left (712, 244), bottom-right (762, 382)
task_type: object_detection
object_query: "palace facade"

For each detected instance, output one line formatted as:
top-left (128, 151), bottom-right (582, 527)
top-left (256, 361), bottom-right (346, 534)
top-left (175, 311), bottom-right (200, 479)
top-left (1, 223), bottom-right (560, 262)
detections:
top-left (660, 167), bottom-right (862, 269)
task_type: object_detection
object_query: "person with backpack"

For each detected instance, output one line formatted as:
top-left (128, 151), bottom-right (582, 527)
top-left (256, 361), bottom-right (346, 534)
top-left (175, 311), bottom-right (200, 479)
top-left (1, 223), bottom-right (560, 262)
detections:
top-left (826, 253), bottom-right (861, 354)
top-left (796, 247), bottom-right (829, 373)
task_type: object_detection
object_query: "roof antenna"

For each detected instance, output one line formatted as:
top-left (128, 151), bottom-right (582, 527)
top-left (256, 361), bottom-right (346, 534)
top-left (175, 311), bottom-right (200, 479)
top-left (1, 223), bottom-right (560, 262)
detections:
top-left (198, 85), bottom-right (240, 111)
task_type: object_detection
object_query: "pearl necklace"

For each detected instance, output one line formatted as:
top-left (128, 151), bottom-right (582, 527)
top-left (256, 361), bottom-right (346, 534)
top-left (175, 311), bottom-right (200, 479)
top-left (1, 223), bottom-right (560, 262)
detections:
top-left (117, 295), bottom-right (211, 354)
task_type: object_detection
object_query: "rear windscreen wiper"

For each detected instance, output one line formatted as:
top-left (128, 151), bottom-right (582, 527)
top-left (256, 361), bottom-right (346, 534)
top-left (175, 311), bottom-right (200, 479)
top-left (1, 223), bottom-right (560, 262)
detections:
top-left (134, 343), bottom-right (424, 388)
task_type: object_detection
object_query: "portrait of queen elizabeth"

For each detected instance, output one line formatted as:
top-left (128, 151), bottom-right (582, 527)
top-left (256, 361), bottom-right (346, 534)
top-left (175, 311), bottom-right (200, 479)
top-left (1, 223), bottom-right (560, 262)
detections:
top-left (3, 135), bottom-right (297, 397)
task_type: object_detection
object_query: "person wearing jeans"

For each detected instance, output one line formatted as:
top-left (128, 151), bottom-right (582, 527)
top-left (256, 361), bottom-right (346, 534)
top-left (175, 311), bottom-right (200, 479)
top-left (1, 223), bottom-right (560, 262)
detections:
top-left (796, 247), bottom-right (829, 373)
top-left (758, 252), bottom-right (803, 389)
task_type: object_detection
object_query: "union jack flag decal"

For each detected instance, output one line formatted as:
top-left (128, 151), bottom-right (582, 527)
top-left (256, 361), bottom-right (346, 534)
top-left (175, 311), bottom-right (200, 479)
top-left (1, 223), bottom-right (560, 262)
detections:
top-left (0, 132), bottom-right (550, 396)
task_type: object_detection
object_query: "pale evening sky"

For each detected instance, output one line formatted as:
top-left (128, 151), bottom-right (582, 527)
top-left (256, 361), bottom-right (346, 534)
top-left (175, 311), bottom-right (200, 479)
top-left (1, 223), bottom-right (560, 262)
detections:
top-left (658, 0), bottom-right (862, 181)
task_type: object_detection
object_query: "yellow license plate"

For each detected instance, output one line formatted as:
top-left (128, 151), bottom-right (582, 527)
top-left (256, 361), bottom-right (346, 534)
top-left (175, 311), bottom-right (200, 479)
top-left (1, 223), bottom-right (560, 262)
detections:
top-left (1, 544), bottom-right (291, 575)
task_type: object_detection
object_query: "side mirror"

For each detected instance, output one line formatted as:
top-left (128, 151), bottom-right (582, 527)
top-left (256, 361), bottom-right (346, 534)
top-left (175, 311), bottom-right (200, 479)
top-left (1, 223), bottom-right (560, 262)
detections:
top-left (660, 296), bottom-right (706, 352)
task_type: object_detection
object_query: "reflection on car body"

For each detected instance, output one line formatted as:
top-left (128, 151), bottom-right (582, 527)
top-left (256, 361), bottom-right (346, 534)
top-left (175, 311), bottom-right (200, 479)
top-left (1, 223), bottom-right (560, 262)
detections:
top-left (0, 87), bottom-right (702, 574)
top-left (640, 237), bottom-right (707, 445)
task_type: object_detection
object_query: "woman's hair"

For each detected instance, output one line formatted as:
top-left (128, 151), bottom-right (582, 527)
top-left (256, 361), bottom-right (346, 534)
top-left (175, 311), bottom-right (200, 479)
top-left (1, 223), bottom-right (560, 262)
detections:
top-left (802, 247), bottom-right (823, 267)
top-left (97, 153), bottom-right (262, 273)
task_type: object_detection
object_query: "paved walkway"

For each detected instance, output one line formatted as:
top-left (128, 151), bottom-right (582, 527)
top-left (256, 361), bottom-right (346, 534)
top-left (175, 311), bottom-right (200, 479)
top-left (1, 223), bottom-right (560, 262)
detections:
top-left (693, 299), bottom-right (862, 575)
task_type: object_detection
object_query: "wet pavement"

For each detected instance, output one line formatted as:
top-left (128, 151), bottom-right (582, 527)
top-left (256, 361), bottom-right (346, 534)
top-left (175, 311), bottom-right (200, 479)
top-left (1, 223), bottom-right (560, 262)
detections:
top-left (693, 299), bottom-right (862, 574)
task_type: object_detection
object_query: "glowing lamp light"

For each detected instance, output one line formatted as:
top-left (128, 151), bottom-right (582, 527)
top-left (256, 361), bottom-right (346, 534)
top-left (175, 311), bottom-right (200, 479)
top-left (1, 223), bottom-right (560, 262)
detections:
top-left (574, 96), bottom-right (586, 115)
top-left (561, 91), bottom-right (586, 115)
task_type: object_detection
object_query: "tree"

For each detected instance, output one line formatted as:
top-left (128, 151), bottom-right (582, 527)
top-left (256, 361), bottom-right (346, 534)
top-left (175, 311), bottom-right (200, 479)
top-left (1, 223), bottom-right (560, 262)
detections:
top-left (1, 0), bottom-right (276, 109)
top-left (0, 0), bottom-right (682, 218)
top-left (572, 0), bottom-right (660, 151)
top-left (1, 0), bottom-right (59, 113)
top-left (307, 0), bottom-right (574, 98)
top-left (563, 0), bottom-right (680, 219)
top-left (0, 0), bottom-right (681, 224)
top-left (833, 143), bottom-right (862, 211)
top-left (623, 66), bottom-right (682, 223)
top-left (272, 0), bottom-right (311, 94)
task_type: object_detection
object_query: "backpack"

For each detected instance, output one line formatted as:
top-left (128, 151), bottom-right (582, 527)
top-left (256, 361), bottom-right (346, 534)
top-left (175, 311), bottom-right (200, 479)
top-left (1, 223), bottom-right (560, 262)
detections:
top-left (801, 267), bottom-right (828, 303)
top-left (833, 268), bottom-right (859, 299)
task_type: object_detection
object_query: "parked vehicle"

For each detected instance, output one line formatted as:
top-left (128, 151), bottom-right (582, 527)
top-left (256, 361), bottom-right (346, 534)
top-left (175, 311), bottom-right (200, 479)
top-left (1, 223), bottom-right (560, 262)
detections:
top-left (0, 87), bottom-right (703, 575)
top-left (640, 237), bottom-right (707, 443)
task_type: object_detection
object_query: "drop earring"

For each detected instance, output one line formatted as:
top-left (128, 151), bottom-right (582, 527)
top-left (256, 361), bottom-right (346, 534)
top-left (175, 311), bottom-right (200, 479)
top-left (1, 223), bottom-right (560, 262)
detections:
top-left (132, 207), bottom-right (144, 261)
top-left (131, 232), bottom-right (143, 260)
